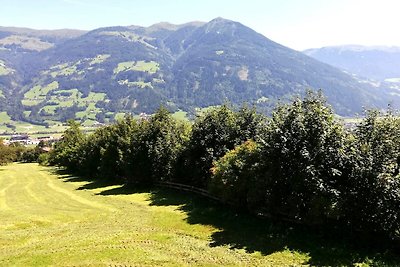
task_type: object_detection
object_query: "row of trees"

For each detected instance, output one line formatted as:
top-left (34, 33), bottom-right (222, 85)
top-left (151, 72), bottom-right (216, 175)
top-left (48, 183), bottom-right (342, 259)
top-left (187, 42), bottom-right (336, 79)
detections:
top-left (0, 141), bottom-right (25, 165)
top-left (48, 92), bottom-right (400, 241)
top-left (0, 139), bottom-right (50, 165)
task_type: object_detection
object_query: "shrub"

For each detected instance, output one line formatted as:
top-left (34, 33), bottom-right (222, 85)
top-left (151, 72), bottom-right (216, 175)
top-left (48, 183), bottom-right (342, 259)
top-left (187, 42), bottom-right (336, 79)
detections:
top-left (210, 140), bottom-right (265, 209)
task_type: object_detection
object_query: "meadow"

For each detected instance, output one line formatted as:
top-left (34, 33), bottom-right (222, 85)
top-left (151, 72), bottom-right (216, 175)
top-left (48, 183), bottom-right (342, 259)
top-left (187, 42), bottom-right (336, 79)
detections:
top-left (0, 163), bottom-right (398, 266)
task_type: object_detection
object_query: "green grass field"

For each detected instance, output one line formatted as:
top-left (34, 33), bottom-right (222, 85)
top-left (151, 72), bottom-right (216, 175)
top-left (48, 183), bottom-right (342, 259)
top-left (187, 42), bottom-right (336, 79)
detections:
top-left (23, 82), bottom-right (59, 106)
top-left (0, 60), bottom-right (13, 76)
top-left (114, 60), bottom-right (159, 74)
top-left (0, 163), bottom-right (398, 266)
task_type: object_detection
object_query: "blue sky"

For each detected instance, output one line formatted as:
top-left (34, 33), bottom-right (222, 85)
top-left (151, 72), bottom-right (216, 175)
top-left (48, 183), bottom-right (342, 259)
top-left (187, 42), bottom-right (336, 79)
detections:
top-left (0, 0), bottom-right (399, 50)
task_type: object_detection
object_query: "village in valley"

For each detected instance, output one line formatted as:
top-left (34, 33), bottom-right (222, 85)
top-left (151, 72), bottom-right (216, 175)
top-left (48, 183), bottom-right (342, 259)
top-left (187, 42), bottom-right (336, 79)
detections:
top-left (2, 134), bottom-right (59, 149)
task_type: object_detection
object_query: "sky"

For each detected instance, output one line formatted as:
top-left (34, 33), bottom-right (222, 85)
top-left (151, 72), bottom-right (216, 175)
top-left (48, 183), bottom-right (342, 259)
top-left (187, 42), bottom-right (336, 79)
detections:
top-left (0, 0), bottom-right (399, 50)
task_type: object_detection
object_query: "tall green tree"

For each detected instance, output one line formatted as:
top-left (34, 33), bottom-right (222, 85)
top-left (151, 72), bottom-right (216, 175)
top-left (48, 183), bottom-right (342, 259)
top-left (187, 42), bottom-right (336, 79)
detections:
top-left (49, 120), bottom-right (85, 171)
top-left (180, 104), bottom-right (264, 188)
top-left (81, 116), bottom-right (139, 179)
top-left (341, 110), bottom-right (400, 239)
top-left (125, 107), bottom-right (190, 184)
top-left (259, 91), bottom-right (347, 223)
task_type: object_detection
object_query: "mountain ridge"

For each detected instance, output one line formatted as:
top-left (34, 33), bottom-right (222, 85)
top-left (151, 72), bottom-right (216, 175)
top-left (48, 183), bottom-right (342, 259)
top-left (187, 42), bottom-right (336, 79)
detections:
top-left (304, 45), bottom-right (400, 81)
top-left (0, 18), bottom-right (398, 128)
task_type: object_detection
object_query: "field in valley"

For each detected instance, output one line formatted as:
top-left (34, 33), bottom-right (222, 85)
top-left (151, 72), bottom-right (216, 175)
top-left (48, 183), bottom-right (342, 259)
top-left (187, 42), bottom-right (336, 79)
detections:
top-left (0, 163), bottom-right (398, 266)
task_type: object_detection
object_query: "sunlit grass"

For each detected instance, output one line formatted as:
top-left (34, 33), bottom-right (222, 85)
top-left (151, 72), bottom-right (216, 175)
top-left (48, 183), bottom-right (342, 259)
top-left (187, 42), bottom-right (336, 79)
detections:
top-left (114, 60), bottom-right (159, 74)
top-left (23, 82), bottom-right (59, 103)
top-left (0, 163), bottom-right (397, 266)
top-left (0, 112), bottom-right (12, 123)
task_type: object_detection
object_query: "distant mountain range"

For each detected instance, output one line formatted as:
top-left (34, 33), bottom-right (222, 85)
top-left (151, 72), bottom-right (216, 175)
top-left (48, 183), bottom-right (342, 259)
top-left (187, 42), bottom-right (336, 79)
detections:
top-left (0, 18), bottom-right (399, 126)
top-left (304, 45), bottom-right (400, 82)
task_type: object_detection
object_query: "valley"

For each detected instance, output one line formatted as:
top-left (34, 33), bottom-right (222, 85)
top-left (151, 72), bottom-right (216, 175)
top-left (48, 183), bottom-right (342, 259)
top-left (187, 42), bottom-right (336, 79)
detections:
top-left (0, 18), bottom-right (399, 132)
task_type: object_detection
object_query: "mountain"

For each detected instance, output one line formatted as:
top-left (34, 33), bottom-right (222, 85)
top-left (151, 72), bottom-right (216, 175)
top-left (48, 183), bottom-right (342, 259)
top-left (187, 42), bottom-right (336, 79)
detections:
top-left (0, 19), bottom-right (398, 127)
top-left (304, 45), bottom-right (400, 82)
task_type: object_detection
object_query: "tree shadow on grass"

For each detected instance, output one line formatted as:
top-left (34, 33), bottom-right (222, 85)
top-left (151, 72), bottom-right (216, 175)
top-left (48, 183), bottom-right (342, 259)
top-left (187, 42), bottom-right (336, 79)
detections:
top-left (50, 168), bottom-right (123, 191)
top-left (100, 185), bottom-right (400, 266)
top-left (58, 173), bottom-right (399, 266)
top-left (97, 184), bottom-right (151, 195)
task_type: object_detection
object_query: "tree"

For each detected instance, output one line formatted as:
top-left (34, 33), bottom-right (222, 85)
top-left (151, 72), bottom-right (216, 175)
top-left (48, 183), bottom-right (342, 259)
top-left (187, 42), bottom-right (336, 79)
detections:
top-left (180, 104), bottom-right (264, 188)
top-left (49, 120), bottom-right (85, 171)
top-left (258, 91), bottom-right (347, 223)
top-left (0, 139), bottom-right (14, 165)
top-left (341, 110), bottom-right (400, 239)
top-left (125, 107), bottom-right (190, 184)
top-left (81, 115), bottom-right (139, 179)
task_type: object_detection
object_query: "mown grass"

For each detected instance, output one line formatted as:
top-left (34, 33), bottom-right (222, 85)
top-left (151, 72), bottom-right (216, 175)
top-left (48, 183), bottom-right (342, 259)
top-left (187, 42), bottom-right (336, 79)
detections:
top-left (1, 163), bottom-right (399, 266)
top-left (0, 121), bottom-right (67, 136)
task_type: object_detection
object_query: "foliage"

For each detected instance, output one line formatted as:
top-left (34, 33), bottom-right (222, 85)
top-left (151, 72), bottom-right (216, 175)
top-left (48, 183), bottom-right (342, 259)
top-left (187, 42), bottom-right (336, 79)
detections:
top-left (340, 110), bottom-right (400, 240)
top-left (49, 120), bottom-right (85, 171)
top-left (258, 91), bottom-right (347, 223)
top-left (0, 140), bottom-right (27, 165)
top-left (48, 92), bottom-right (400, 242)
top-left (180, 104), bottom-right (263, 188)
top-left (125, 107), bottom-right (190, 184)
top-left (0, 140), bottom-right (16, 165)
top-left (210, 140), bottom-right (264, 209)
top-left (80, 115), bottom-right (139, 179)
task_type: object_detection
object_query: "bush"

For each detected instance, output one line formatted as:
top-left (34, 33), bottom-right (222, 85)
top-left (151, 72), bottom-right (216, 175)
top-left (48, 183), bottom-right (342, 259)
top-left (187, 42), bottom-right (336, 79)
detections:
top-left (38, 153), bottom-right (50, 165)
top-left (47, 92), bottom-right (400, 242)
top-left (210, 140), bottom-right (265, 209)
top-left (0, 140), bottom-right (27, 165)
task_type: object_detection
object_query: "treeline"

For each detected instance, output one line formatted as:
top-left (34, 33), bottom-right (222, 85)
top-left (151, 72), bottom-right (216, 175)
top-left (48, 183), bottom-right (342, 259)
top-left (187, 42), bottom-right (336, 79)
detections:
top-left (48, 92), bottom-right (400, 242)
top-left (0, 141), bottom-right (25, 165)
top-left (0, 140), bottom-right (50, 165)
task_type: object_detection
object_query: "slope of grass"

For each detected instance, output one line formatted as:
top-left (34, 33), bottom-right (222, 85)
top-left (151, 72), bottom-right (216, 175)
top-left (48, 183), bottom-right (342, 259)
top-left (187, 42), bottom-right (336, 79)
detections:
top-left (0, 111), bottom-right (12, 123)
top-left (1, 164), bottom-right (399, 266)
top-left (0, 60), bottom-right (13, 76)
top-left (89, 54), bottom-right (111, 65)
top-left (23, 82), bottom-right (59, 106)
top-left (0, 35), bottom-right (53, 51)
top-left (114, 60), bottom-right (159, 74)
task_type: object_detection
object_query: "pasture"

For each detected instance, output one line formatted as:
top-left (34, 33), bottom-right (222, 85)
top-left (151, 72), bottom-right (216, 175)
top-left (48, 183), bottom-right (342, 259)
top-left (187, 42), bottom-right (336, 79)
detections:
top-left (0, 163), bottom-right (398, 266)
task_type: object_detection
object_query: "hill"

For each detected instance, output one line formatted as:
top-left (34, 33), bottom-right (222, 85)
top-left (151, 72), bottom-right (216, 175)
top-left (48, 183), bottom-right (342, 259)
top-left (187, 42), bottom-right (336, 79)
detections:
top-left (0, 19), bottom-right (399, 128)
